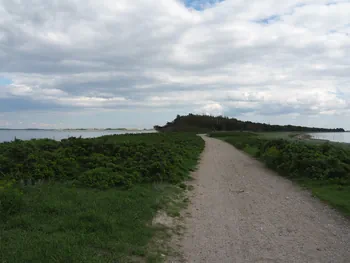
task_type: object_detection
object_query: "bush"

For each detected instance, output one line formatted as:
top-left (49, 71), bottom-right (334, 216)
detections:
top-left (262, 146), bottom-right (281, 169)
top-left (79, 168), bottom-right (125, 189)
top-left (0, 133), bottom-right (204, 188)
top-left (218, 133), bottom-right (350, 185)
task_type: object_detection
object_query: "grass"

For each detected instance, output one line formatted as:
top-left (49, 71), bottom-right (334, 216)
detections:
top-left (259, 132), bottom-right (295, 139)
top-left (243, 145), bottom-right (259, 157)
top-left (0, 182), bottom-right (182, 263)
top-left (298, 180), bottom-right (350, 218)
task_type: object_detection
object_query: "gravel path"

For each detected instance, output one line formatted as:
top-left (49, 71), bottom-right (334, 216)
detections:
top-left (172, 136), bottom-right (350, 263)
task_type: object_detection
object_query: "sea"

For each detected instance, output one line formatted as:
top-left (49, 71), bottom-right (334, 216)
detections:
top-left (309, 132), bottom-right (350, 144)
top-left (0, 129), bottom-right (155, 143)
top-left (1, 130), bottom-right (349, 144)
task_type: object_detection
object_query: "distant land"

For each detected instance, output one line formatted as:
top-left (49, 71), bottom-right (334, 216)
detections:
top-left (154, 114), bottom-right (345, 133)
top-left (0, 128), bottom-right (152, 131)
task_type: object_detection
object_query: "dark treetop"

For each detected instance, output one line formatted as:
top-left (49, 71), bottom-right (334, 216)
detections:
top-left (154, 114), bottom-right (345, 133)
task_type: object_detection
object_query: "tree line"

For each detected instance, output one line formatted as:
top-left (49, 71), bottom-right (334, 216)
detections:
top-left (154, 114), bottom-right (345, 133)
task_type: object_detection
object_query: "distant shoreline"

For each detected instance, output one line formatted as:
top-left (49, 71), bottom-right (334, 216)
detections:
top-left (0, 128), bottom-right (154, 131)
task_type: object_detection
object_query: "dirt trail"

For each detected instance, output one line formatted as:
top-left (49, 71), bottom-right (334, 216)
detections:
top-left (171, 136), bottom-right (350, 263)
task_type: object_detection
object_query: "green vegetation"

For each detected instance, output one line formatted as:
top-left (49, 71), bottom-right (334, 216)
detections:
top-left (0, 133), bottom-right (204, 188)
top-left (209, 132), bottom-right (350, 217)
top-left (0, 133), bottom-right (204, 262)
top-left (0, 183), bottom-right (180, 262)
top-left (155, 114), bottom-right (344, 133)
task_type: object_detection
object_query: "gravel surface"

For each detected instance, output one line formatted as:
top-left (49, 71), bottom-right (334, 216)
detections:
top-left (171, 136), bottom-right (350, 263)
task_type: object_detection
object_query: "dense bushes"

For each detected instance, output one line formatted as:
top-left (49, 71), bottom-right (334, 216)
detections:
top-left (0, 133), bottom-right (204, 189)
top-left (259, 140), bottom-right (350, 183)
top-left (210, 132), bottom-right (350, 184)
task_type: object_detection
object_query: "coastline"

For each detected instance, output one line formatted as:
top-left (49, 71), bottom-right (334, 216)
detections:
top-left (0, 128), bottom-right (153, 131)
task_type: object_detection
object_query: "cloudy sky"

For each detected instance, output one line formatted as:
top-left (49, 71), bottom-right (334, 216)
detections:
top-left (0, 0), bottom-right (349, 129)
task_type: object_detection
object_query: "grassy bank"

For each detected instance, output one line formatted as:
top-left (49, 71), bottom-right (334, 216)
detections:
top-left (0, 133), bottom-right (204, 262)
top-left (209, 132), bottom-right (350, 217)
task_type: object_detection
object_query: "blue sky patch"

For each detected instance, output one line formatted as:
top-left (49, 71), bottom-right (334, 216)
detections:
top-left (0, 77), bottom-right (12, 86)
top-left (326, 1), bottom-right (338, 6)
top-left (184, 0), bottom-right (225, 10)
top-left (254, 15), bottom-right (280, 25)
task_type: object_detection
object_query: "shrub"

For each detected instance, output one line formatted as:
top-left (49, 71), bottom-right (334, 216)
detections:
top-left (0, 133), bottom-right (204, 188)
top-left (219, 133), bottom-right (350, 185)
top-left (79, 168), bottom-right (123, 189)
top-left (262, 146), bottom-right (281, 169)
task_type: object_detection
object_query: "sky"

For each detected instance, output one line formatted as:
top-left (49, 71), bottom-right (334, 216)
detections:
top-left (0, 0), bottom-right (349, 129)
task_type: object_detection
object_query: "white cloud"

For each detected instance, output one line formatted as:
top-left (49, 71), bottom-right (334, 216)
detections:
top-left (0, 0), bottom-right (349, 128)
top-left (196, 103), bottom-right (224, 116)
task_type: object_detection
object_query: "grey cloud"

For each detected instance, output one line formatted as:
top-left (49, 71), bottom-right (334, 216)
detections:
top-left (0, 97), bottom-right (68, 112)
top-left (0, 0), bottom-right (350, 128)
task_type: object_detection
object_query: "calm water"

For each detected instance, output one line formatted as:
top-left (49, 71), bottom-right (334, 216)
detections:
top-left (309, 132), bottom-right (350, 143)
top-left (0, 130), bottom-right (154, 143)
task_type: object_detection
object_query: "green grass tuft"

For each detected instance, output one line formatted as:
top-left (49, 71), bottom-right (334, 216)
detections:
top-left (0, 183), bottom-right (181, 262)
